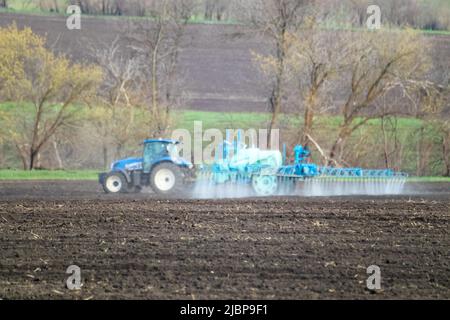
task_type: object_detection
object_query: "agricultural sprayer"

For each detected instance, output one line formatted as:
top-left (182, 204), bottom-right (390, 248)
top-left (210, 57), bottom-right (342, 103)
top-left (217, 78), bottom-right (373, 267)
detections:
top-left (99, 133), bottom-right (408, 197)
top-left (195, 130), bottom-right (408, 197)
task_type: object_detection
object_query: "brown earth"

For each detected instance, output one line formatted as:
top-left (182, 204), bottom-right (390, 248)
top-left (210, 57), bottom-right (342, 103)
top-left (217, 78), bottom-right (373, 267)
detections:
top-left (1, 12), bottom-right (449, 113)
top-left (0, 181), bottom-right (449, 299)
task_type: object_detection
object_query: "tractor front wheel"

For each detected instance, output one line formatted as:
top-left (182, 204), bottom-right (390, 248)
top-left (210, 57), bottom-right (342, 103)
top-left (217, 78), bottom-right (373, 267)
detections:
top-left (103, 172), bottom-right (127, 194)
top-left (150, 163), bottom-right (183, 195)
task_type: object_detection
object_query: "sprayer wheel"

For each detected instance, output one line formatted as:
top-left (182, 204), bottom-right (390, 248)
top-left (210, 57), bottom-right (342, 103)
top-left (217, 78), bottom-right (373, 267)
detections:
top-left (252, 175), bottom-right (278, 196)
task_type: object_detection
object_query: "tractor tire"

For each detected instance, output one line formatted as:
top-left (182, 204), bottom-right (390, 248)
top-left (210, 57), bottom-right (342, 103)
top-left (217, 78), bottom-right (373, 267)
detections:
top-left (103, 172), bottom-right (127, 194)
top-left (150, 162), bottom-right (184, 195)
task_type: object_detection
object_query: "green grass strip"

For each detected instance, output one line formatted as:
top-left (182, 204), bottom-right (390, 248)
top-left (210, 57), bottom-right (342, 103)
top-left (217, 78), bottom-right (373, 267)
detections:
top-left (0, 170), bottom-right (449, 182)
top-left (0, 170), bottom-right (99, 180)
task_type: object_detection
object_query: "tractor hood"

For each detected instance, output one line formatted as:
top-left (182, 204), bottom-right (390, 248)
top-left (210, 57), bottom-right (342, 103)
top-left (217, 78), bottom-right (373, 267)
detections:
top-left (152, 155), bottom-right (193, 169)
top-left (165, 156), bottom-right (193, 168)
top-left (111, 156), bottom-right (193, 171)
top-left (111, 157), bottom-right (143, 171)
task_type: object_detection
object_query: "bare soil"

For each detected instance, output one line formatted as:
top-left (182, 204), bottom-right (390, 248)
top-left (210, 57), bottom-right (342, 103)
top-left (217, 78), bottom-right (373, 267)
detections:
top-left (0, 181), bottom-right (449, 299)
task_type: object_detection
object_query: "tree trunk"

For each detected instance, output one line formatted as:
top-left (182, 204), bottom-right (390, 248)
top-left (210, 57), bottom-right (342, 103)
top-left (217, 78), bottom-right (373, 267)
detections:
top-left (381, 115), bottom-right (390, 168)
top-left (29, 149), bottom-right (37, 170)
top-left (301, 90), bottom-right (316, 147)
top-left (151, 25), bottom-right (162, 116)
top-left (15, 144), bottom-right (28, 170)
top-left (103, 145), bottom-right (109, 170)
top-left (204, 0), bottom-right (214, 20)
top-left (53, 139), bottom-right (63, 169)
top-left (328, 125), bottom-right (352, 166)
top-left (328, 138), bottom-right (341, 166)
top-left (268, 29), bottom-right (286, 148)
top-left (53, 0), bottom-right (59, 13)
top-left (268, 91), bottom-right (280, 148)
top-left (115, 143), bottom-right (123, 161)
top-left (443, 132), bottom-right (450, 177)
top-left (416, 126), bottom-right (424, 176)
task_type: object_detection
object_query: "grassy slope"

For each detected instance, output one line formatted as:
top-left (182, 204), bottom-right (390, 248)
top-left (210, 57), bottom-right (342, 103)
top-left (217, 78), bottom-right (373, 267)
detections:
top-left (0, 170), bottom-right (449, 182)
top-left (178, 110), bottom-right (270, 131)
top-left (0, 170), bottom-right (98, 180)
top-left (176, 110), bottom-right (423, 132)
top-left (2, 0), bottom-right (66, 14)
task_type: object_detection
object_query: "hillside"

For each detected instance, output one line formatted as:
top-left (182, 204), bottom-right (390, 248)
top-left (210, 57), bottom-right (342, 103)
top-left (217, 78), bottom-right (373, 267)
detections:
top-left (1, 12), bottom-right (448, 113)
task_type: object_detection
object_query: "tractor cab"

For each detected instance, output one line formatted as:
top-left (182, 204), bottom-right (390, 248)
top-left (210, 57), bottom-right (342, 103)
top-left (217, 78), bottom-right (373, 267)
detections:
top-left (143, 139), bottom-right (180, 172)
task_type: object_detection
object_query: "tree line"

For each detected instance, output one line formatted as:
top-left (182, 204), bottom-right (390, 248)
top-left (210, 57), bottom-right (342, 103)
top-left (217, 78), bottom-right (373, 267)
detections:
top-left (249, 0), bottom-right (449, 174)
top-left (1, 0), bottom-right (449, 31)
top-left (0, 3), bottom-right (189, 170)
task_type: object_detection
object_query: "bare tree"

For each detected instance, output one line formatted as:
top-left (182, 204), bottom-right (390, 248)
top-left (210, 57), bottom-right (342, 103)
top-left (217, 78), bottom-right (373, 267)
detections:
top-left (286, 20), bottom-right (349, 148)
top-left (248, 0), bottom-right (312, 146)
top-left (442, 122), bottom-right (450, 176)
top-left (327, 29), bottom-right (430, 165)
top-left (124, 0), bottom-right (192, 135)
top-left (0, 25), bottom-right (101, 169)
top-left (431, 36), bottom-right (450, 176)
top-left (89, 36), bottom-right (148, 166)
top-left (204, 0), bottom-right (228, 21)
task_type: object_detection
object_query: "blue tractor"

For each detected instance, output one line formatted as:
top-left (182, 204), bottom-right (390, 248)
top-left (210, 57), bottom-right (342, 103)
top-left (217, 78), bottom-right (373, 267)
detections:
top-left (99, 139), bottom-right (194, 195)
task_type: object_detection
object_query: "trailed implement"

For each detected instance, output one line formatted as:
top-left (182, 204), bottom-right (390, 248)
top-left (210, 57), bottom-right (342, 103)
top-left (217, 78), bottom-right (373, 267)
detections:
top-left (195, 133), bottom-right (408, 197)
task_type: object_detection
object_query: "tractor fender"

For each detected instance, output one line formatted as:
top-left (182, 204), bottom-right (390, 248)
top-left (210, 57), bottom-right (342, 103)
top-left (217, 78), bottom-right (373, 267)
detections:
top-left (150, 160), bottom-right (176, 173)
top-left (150, 160), bottom-right (194, 179)
top-left (152, 159), bottom-right (190, 169)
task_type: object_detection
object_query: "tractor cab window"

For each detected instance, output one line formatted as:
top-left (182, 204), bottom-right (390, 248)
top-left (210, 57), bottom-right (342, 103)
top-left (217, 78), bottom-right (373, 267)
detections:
top-left (143, 142), bottom-right (170, 172)
top-left (167, 144), bottom-right (180, 158)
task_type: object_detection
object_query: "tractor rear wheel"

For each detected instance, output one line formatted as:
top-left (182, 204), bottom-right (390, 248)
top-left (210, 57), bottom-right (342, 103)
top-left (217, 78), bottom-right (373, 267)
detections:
top-left (150, 163), bottom-right (183, 195)
top-left (103, 172), bottom-right (127, 194)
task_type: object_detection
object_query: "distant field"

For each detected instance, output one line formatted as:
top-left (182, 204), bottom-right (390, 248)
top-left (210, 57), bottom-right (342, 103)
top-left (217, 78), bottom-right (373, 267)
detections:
top-left (178, 110), bottom-right (270, 131)
top-left (1, 0), bottom-right (67, 13)
top-left (176, 110), bottom-right (424, 132)
top-left (0, 1), bottom-right (237, 24)
top-left (0, 4), bottom-right (449, 34)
